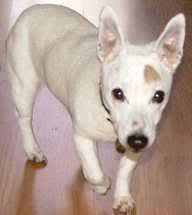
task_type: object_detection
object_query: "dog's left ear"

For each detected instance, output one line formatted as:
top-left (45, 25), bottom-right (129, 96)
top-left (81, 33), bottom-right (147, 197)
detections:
top-left (154, 14), bottom-right (186, 71)
top-left (97, 6), bottom-right (124, 63)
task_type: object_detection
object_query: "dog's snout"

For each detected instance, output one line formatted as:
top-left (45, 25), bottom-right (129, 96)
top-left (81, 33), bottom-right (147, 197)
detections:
top-left (132, 117), bottom-right (145, 132)
top-left (127, 134), bottom-right (148, 152)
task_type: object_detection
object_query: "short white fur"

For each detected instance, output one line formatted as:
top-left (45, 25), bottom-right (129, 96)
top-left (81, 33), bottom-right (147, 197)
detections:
top-left (6, 5), bottom-right (185, 214)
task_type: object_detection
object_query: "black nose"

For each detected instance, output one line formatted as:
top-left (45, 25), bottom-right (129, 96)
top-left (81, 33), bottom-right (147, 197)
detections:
top-left (127, 134), bottom-right (148, 152)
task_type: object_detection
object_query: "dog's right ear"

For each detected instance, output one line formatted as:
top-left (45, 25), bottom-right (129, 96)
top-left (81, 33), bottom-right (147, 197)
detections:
top-left (97, 6), bottom-right (124, 63)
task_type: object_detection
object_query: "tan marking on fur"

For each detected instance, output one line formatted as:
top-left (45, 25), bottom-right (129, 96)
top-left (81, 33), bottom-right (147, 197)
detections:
top-left (115, 139), bottom-right (126, 153)
top-left (144, 65), bottom-right (161, 84)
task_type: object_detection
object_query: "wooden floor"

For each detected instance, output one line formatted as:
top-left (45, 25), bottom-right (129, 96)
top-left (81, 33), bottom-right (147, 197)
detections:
top-left (0, 0), bottom-right (192, 214)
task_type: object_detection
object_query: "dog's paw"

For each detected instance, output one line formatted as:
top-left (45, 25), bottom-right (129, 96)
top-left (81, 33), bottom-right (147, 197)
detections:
top-left (113, 195), bottom-right (136, 214)
top-left (81, 168), bottom-right (111, 195)
top-left (26, 147), bottom-right (47, 164)
top-left (92, 176), bottom-right (111, 195)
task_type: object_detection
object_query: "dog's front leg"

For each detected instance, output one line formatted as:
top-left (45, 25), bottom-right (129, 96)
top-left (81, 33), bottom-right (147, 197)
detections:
top-left (74, 133), bottom-right (111, 194)
top-left (113, 155), bottom-right (138, 214)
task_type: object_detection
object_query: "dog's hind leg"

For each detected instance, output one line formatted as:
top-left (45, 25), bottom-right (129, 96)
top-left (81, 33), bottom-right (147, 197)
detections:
top-left (7, 59), bottom-right (47, 163)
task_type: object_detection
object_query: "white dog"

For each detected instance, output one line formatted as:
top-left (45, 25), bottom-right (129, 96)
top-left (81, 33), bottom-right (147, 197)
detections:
top-left (6, 4), bottom-right (185, 214)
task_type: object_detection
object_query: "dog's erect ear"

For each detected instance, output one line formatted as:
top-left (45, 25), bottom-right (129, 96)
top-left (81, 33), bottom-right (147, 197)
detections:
top-left (154, 14), bottom-right (186, 71)
top-left (97, 6), bottom-right (124, 63)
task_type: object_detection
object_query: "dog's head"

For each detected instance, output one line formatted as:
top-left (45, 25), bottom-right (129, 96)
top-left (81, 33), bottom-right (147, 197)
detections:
top-left (97, 7), bottom-right (186, 153)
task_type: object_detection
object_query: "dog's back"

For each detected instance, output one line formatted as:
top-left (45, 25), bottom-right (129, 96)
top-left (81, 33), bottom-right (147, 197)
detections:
top-left (6, 4), bottom-right (97, 79)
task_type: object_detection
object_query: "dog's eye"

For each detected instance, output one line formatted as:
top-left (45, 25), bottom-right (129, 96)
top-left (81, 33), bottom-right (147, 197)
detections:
top-left (152, 90), bottom-right (165, 104)
top-left (112, 88), bottom-right (125, 101)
